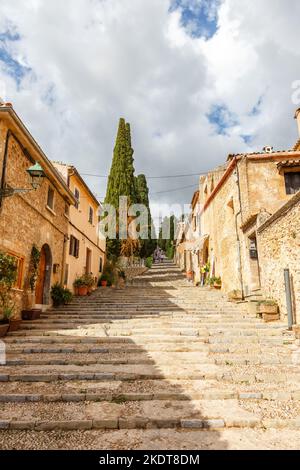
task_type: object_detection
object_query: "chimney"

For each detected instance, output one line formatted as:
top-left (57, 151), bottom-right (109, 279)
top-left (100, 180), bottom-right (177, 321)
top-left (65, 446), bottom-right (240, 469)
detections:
top-left (263, 146), bottom-right (273, 153)
top-left (295, 108), bottom-right (300, 137)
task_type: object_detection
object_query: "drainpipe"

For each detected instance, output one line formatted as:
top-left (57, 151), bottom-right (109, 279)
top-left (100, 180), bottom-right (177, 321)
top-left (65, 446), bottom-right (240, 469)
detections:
top-left (0, 129), bottom-right (12, 210)
top-left (61, 234), bottom-right (69, 286)
top-left (284, 269), bottom-right (294, 330)
top-left (235, 159), bottom-right (245, 299)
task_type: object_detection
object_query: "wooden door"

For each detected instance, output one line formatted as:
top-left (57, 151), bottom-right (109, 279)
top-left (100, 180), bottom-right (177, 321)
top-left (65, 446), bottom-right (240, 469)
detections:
top-left (35, 247), bottom-right (46, 304)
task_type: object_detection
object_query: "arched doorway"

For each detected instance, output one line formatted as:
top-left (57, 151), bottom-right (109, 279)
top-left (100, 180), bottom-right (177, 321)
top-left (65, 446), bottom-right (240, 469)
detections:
top-left (35, 244), bottom-right (52, 305)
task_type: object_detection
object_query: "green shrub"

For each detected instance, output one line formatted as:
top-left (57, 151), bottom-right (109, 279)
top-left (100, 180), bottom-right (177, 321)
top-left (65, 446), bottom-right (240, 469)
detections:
top-left (51, 283), bottom-right (73, 308)
top-left (0, 252), bottom-right (17, 289)
top-left (145, 257), bottom-right (153, 269)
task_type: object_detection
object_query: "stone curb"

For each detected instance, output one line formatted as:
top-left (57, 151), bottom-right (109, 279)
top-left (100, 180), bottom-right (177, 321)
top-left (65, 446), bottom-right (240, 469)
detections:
top-left (1, 417), bottom-right (298, 431)
top-left (0, 391), bottom-right (298, 403)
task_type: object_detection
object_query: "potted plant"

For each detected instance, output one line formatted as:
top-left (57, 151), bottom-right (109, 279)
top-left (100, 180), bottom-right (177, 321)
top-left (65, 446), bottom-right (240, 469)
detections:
top-left (82, 274), bottom-right (95, 294)
top-left (51, 283), bottom-right (73, 307)
top-left (186, 270), bottom-right (194, 281)
top-left (99, 274), bottom-right (108, 288)
top-left (0, 252), bottom-right (18, 335)
top-left (3, 304), bottom-right (22, 332)
top-left (205, 277), bottom-right (215, 289)
top-left (214, 277), bottom-right (222, 290)
top-left (73, 277), bottom-right (82, 296)
top-left (259, 300), bottom-right (280, 322)
top-left (22, 308), bottom-right (41, 321)
top-left (74, 277), bottom-right (88, 296)
top-left (200, 262), bottom-right (210, 286)
top-left (0, 308), bottom-right (10, 337)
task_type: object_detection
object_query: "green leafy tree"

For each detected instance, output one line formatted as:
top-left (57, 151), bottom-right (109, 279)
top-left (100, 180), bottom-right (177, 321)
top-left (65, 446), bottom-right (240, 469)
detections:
top-left (158, 215), bottom-right (177, 259)
top-left (135, 174), bottom-right (156, 258)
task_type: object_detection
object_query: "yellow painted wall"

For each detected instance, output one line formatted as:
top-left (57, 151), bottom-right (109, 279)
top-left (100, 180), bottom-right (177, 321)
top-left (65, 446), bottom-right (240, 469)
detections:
top-left (53, 163), bottom-right (106, 291)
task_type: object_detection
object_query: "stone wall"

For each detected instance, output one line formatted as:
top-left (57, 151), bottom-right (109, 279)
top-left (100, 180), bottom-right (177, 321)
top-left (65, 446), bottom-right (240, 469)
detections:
top-left (0, 119), bottom-right (70, 316)
top-left (257, 191), bottom-right (300, 322)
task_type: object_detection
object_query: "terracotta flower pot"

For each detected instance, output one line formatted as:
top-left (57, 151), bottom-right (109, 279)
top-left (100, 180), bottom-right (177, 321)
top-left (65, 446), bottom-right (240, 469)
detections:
top-left (78, 286), bottom-right (88, 296)
top-left (0, 323), bottom-right (9, 337)
top-left (259, 304), bottom-right (278, 315)
top-left (22, 309), bottom-right (41, 321)
top-left (214, 284), bottom-right (222, 290)
top-left (74, 287), bottom-right (79, 296)
top-left (101, 281), bottom-right (108, 288)
top-left (9, 319), bottom-right (22, 332)
top-left (186, 271), bottom-right (193, 281)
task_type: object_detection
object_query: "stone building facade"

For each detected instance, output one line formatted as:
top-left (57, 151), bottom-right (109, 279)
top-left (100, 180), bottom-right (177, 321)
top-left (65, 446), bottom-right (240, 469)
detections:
top-left (53, 163), bottom-right (106, 292)
top-left (0, 103), bottom-right (75, 316)
top-left (176, 111), bottom-right (300, 311)
top-left (257, 191), bottom-right (300, 323)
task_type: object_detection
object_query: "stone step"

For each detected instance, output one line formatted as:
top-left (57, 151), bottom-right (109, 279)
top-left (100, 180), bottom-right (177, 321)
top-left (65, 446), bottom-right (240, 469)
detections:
top-left (2, 363), bottom-right (300, 383)
top-left (0, 377), bottom-right (298, 401)
top-left (17, 324), bottom-right (288, 337)
top-left (4, 343), bottom-right (210, 353)
top-left (0, 388), bottom-right (299, 403)
top-left (0, 399), bottom-right (264, 430)
top-left (0, 399), bottom-right (299, 431)
top-left (3, 351), bottom-right (214, 367)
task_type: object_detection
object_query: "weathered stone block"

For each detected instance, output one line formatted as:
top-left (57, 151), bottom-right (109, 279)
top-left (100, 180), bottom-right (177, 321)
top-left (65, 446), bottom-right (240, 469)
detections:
top-left (92, 419), bottom-right (118, 429)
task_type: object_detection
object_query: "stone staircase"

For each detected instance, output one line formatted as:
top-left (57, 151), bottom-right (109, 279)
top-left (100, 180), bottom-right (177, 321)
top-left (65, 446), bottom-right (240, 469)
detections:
top-left (0, 261), bottom-right (300, 449)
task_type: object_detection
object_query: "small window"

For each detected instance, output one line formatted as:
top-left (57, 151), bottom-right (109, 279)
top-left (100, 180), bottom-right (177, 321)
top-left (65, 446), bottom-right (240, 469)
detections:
top-left (47, 186), bottom-right (55, 210)
top-left (99, 257), bottom-right (103, 273)
top-left (285, 172), bottom-right (300, 195)
top-left (69, 235), bottom-right (80, 258)
top-left (89, 207), bottom-right (94, 225)
top-left (74, 188), bottom-right (80, 209)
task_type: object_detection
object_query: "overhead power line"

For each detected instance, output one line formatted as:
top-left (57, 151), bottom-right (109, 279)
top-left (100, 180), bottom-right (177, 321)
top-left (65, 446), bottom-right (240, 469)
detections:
top-left (80, 172), bottom-right (205, 180)
top-left (150, 184), bottom-right (198, 195)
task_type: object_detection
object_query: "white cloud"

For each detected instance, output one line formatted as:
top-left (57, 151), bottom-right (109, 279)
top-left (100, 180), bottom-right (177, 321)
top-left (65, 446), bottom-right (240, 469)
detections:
top-left (0, 0), bottom-right (299, 211)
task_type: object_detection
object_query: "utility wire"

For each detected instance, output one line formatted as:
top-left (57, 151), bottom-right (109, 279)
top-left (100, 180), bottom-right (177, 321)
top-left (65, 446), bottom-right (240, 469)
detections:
top-left (80, 172), bottom-right (205, 180)
top-left (151, 184), bottom-right (198, 195)
top-left (93, 183), bottom-right (198, 200)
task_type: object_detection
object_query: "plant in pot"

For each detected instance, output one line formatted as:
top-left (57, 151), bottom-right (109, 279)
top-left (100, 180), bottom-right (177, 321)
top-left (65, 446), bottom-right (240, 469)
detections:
top-left (214, 277), bottom-right (222, 290)
top-left (51, 283), bottom-right (73, 307)
top-left (205, 277), bottom-right (215, 289)
top-left (186, 270), bottom-right (193, 281)
top-left (74, 277), bottom-right (88, 296)
top-left (82, 274), bottom-right (95, 294)
top-left (99, 274), bottom-right (109, 288)
top-left (0, 308), bottom-right (11, 337)
top-left (0, 252), bottom-right (18, 336)
top-left (258, 300), bottom-right (280, 322)
top-left (7, 307), bottom-right (22, 332)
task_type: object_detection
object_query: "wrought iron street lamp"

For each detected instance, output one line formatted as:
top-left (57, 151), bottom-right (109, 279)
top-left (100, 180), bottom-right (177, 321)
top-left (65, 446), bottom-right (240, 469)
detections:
top-left (0, 163), bottom-right (46, 198)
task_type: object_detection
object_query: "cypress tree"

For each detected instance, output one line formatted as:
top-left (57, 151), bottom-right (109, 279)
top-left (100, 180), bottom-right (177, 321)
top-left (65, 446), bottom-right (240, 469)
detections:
top-left (135, 174), bottom-right (156, 258)
top-left (105, 118), bottom-right (136, 207)
top-left (104, 118), bottom-right (156, 260)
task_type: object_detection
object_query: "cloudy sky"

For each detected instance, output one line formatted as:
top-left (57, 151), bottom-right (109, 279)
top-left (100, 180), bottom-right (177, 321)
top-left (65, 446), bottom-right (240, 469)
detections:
top-left (1, 0), bottom-right (300, 219)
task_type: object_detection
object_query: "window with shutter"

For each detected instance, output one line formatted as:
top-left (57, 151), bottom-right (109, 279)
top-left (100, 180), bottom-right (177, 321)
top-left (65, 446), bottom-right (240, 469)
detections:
top-left (47, 186), bottom-right (55, 210)
top-left (69, 236), bottom-right (80, 258)
top-left (89, 207), bottom-right (94, 224)
top-left (74, 188), bottom-right (80, 209)
top-left (284, 172), bottom-right (300, 195)
top-left (75, 239), bottom-right (80, 258)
